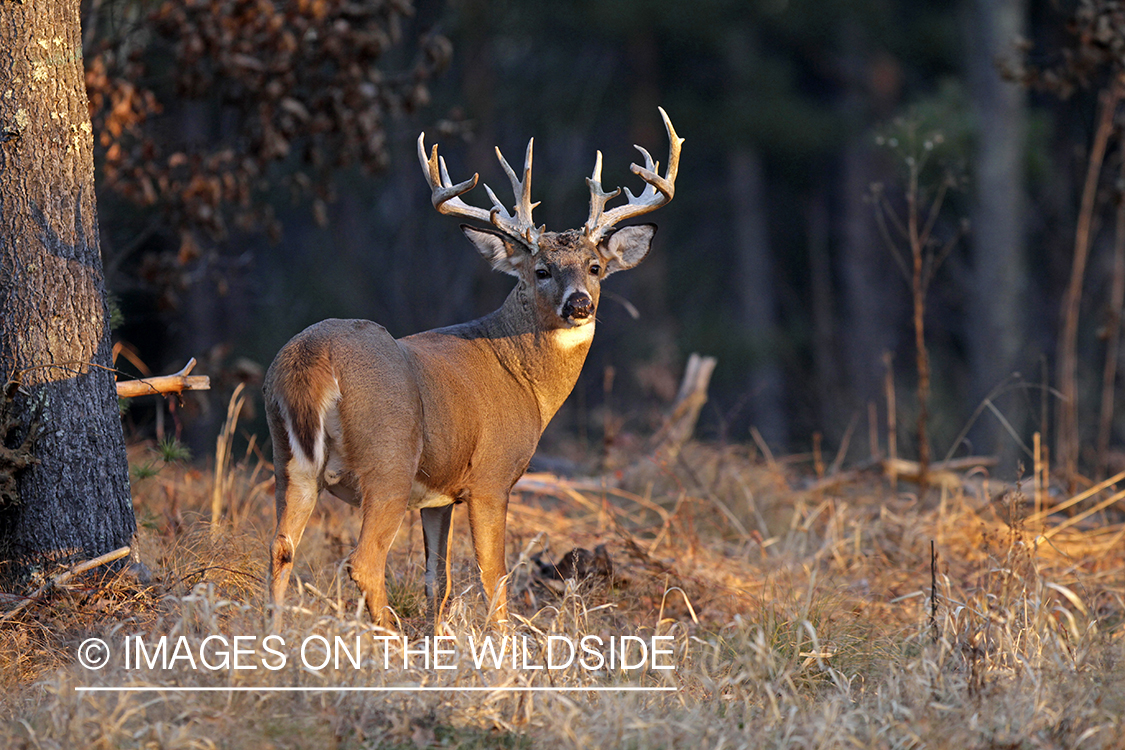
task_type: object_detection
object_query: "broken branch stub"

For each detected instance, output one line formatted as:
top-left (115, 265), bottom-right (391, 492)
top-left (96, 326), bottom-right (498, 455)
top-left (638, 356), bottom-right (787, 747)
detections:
top-left (651, 353), bottom-right (717, 463)
top-left (116, 358), bottom-right (210, 398)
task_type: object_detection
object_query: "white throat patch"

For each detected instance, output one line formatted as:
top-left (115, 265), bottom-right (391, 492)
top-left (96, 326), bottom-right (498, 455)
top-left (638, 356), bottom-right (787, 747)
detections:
top-left (551, 322), bottom-right (596, 350)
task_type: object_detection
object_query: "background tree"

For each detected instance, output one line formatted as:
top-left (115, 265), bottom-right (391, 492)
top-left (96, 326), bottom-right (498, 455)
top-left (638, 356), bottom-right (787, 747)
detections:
top-left (1016, 0), bottom-right (1125, 483)
top-left (84, 0), bottom-right (451, 450)
top-left (0, 0), bottom-right (134, 579)
top-left (966, 0), bottom-right (1028, 461)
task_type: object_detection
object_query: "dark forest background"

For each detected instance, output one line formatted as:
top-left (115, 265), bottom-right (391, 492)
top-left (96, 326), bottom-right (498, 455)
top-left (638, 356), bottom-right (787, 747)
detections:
top-left (84, 0), bottom-right (1125, 481)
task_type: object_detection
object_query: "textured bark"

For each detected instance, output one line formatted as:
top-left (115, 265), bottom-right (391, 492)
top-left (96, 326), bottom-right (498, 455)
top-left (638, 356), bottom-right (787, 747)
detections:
top-left (0, 0), bottom-right (134, 578)
top-left (966, 0), bottom-right (1028, 461)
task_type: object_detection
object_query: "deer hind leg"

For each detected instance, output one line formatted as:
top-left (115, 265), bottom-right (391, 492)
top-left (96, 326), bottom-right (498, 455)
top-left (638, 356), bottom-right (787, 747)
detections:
top-left (268, 457), bottom-right (320, 628)
top-left (348, 473), bottom-right (412, 630)
top-left (466, 491), bottom-right (510, 628)
top-left (420, 504), bottom-right (455, 631)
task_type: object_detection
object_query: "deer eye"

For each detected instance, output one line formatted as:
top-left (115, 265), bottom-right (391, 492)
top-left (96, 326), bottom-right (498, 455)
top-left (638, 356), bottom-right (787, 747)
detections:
top-left (589, 264), bottom-right (601, 277)
top-left (535, 268), bottom-right (551, 279)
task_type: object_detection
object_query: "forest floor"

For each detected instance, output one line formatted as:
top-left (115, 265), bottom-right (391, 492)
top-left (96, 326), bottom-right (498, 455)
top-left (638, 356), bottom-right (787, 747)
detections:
top-left (1, 437), bottom-right (1124, 749)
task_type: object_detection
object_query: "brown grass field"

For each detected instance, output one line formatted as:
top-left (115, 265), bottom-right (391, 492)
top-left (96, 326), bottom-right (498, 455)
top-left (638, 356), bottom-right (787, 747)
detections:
top-left (2, 429), bottom-right (1124, 749)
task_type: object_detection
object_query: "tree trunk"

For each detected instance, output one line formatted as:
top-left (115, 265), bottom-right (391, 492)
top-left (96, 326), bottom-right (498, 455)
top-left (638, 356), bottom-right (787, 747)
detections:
top-left (841, 136), bottom-right (897, 410)
top-left (730, 148), bottom-right (788, 450)
top-left (0, 0), bottom-right (134, 580)
top-left (966, 0), bottom-right (1028, 463)
top-left (807, 188), bottom-right (843, 437)
top-left (838, 22), bottom-right (899, 418)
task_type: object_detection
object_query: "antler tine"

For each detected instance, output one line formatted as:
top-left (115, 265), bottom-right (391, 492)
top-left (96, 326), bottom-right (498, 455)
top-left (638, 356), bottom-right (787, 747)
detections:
top-left (584, 107), bottom-right (684, 243)
top-left (622, 144), bottom-right (660, 202)
top-left (417, 132), bottom-right (493, 224)
top-left (483, 182), bottom-right (508, 216)
top-left (491, 139), bottom-right (542, 246)
top-left (584, 150), bottom-right (622, 236)
top-left (417, 130), bottom-right (544, 248)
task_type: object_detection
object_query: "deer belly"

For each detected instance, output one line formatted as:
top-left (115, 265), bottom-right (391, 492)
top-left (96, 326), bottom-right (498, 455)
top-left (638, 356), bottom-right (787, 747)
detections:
top-left (408, 480), bottom-right (455, 510)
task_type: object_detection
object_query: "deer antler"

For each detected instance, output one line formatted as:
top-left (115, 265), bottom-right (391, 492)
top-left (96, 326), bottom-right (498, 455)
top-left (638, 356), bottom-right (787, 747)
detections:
top-left (417, 133), bottom-right (544, 249)
top-left (584, 107), bottom-right (683, 243)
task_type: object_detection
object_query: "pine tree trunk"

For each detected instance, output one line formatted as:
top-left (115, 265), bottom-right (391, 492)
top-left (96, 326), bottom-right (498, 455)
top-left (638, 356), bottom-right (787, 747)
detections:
top-left (966, 0), bottom-right (1027, 462)
top-left (730, 148), bottom-right (788, 451)
top-left (0, 0), bottom-right (134, 580)
top-left (838, 22), bottom-right (898, 417)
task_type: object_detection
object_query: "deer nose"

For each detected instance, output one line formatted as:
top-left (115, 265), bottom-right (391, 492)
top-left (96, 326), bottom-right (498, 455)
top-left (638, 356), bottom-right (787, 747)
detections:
top-left (563, 292), bottom-right (593, 320)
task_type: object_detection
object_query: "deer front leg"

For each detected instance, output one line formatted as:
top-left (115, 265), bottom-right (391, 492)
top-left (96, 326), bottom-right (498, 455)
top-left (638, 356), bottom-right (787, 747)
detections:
top-left (466, 491), bottom-right (510, 627)
top-left (420, 504), bottom-right (455, 632)
top-left (349, 478), bottom-right (410, 630)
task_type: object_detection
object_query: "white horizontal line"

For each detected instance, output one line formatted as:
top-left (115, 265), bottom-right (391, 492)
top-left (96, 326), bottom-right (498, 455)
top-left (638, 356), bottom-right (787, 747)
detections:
top-left (75, 685), bottom-right (676, 693)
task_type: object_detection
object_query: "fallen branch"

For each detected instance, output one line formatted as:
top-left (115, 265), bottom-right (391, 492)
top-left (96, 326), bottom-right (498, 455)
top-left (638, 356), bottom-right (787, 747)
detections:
top-left (0, 545), bottom-right (131, 623)
top-left (891, 455), bottom-right (998, 472)
top-left (116, 358), bottom-right (210, 399)
top-left (883, 456), bottom-right (997, 490)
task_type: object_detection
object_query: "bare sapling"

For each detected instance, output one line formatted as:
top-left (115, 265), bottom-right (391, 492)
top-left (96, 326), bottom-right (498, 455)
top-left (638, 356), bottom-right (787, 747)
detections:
top-left (1059, 82), bottom-right (1123, 486)
top-left (263, 110), bottom-right (682, 631)
top-left (872, 122), bottom-right (966, 490)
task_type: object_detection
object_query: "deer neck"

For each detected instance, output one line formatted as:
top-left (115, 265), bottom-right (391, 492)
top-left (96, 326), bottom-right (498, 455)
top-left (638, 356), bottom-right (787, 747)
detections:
top-left (476, 287), bottom-right (594, 431)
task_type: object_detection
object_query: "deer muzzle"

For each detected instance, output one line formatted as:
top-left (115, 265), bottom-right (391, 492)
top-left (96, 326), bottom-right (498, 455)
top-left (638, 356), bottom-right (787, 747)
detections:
top-left (562, 291), bottom-right (594, 321)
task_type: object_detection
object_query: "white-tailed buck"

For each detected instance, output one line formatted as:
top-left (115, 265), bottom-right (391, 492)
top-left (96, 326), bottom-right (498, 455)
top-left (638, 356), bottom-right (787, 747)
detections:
top-left (264, 109), bottom-right (682, 629)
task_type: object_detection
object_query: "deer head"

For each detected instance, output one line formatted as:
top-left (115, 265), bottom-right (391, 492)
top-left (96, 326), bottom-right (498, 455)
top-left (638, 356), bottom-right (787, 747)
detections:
top-left (417, 107), bottom-right (683, 341)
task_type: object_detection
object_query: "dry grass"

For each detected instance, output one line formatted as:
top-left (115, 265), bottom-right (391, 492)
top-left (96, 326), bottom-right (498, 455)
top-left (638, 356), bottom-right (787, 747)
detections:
top-left (2, 439), bottom-right (1124, 749)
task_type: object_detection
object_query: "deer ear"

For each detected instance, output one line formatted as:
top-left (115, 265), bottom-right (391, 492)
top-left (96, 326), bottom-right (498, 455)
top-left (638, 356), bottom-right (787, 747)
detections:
top-left (598, 224), bottom-right (656, 276)
top-left (461, 225), bottom-right (526, 277)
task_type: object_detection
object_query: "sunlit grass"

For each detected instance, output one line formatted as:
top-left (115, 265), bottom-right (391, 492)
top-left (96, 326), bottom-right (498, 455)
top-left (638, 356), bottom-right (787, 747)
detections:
top-left (1, 439), bottom-right (1123, 748)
